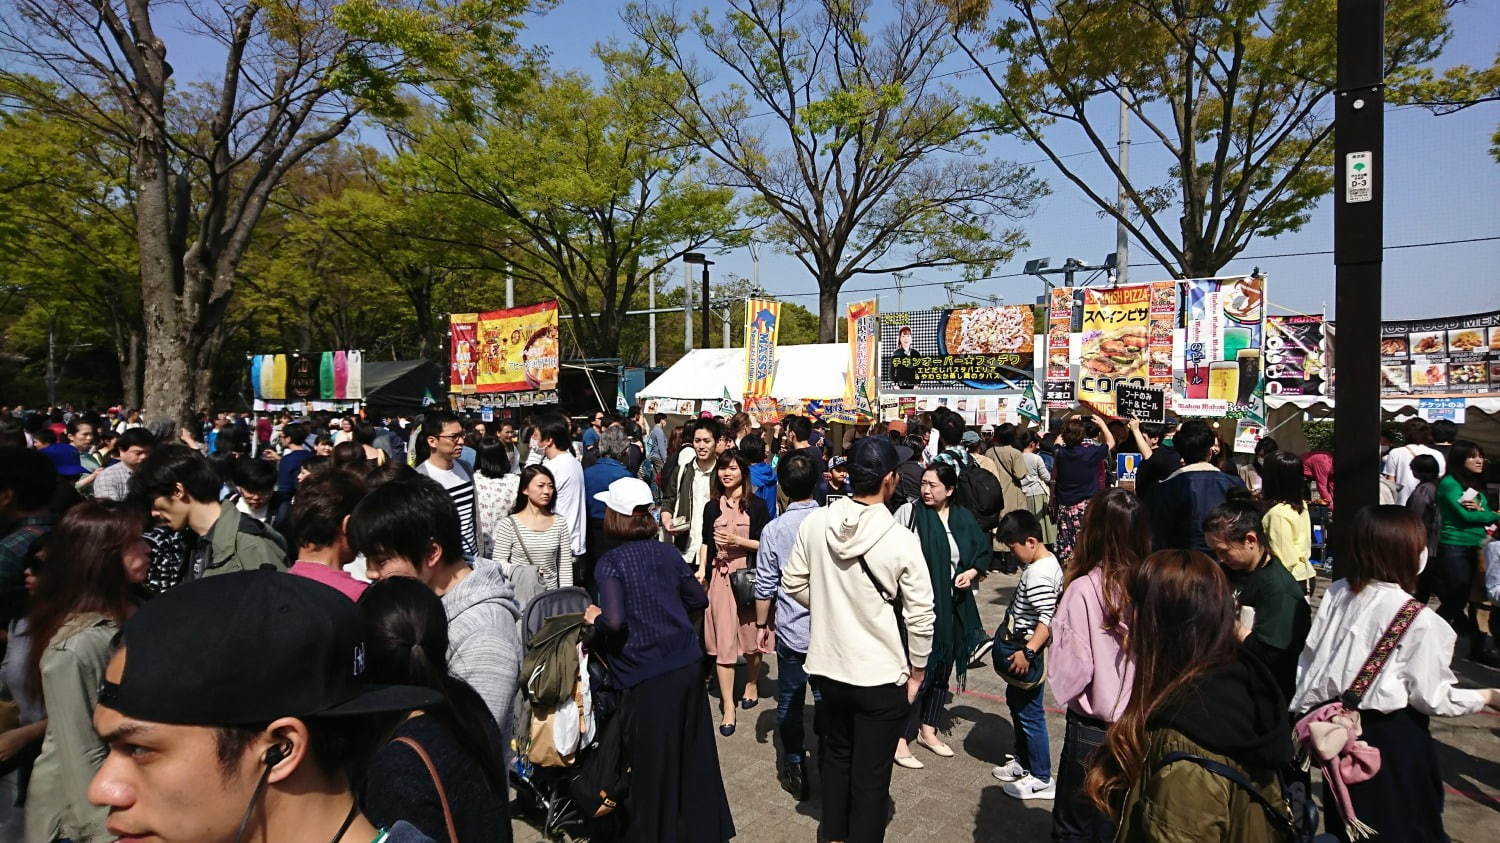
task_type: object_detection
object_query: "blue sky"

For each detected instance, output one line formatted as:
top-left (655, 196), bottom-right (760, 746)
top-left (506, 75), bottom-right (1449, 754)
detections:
top-left (162, 0), bottom-right (1499, 321)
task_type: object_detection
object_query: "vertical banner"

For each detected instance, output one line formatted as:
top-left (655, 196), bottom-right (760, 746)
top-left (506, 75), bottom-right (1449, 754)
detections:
top-left (1265, 315), bottom-right (1329, 397)
top-left (744, 298), bottom-right (781, 399)
top-left (268, 354), bottom-right (288, 401)
top-left (319, 352), bottom-right (336, 400)
top-left (249, 355), bottom-right (265, 400)
top-left (1179, 277), bottom-right (1266, 420)
top-left (345, 350), bottom-right (363, 399)
top-left (1045, 287), bottom-right (1077, 407)
top-left (1147, 281), bottom-right (1177, 387)
top-left (846, 299), bottom-right (879, 416)
top-left (449, 314), bottom-right (479, 394)
top-left (1077, 285), bottom-right (1151, 416)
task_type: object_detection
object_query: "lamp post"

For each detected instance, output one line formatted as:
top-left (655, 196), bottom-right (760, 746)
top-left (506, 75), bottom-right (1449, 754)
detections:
top-left (683, 252), bottom-right (714, 351)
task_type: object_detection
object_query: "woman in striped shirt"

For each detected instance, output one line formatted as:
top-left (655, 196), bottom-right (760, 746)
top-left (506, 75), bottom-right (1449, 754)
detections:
top-left (491, 465), bottom-right (573, 608)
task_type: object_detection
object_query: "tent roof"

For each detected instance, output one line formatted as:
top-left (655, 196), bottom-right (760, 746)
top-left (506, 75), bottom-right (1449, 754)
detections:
top-left (363, 360), bottom-right (444, 410)
top-left (637, 344), bottom-right (849, 402)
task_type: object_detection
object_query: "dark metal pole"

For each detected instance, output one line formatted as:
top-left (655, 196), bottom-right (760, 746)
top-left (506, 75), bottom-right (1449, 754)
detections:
top-left (1331, 0), bottom-right (1384, 576)
top-left (701, 265), bottom-right (712, 350)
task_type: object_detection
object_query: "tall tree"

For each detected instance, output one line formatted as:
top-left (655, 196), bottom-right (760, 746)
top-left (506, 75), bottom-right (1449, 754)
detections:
top-left (947, 0), bottom-right (1464, 278)
top-left (623, 0), bottom-right (1046, 342)
top-left (0, 0), bottom-right (537, 421)
top-left (0, 83), bottom-right (144, 406)
top-left (390, 62), bottom-right (741, 358)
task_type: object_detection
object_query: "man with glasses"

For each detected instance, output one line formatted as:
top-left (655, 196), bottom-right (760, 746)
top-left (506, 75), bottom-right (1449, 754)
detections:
top-left (416, 411), bottom-right (479, 556)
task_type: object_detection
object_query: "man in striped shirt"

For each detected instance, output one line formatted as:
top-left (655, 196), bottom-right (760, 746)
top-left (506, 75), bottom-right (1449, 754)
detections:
top-left (416, 412), bottom-right (479, 556)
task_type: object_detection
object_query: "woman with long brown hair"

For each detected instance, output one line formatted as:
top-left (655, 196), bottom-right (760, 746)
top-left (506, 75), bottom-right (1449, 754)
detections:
top-left (1046, 488), bottom-right (1151, 842)
top-left (1292, 506), bottom-right (1500, 841)
top-left (698, 449), bottom-right (771, 736)
top-left (25, 500), bottom-right (148, 843)
top-left (1086, 550), bottom-right (1294, 841)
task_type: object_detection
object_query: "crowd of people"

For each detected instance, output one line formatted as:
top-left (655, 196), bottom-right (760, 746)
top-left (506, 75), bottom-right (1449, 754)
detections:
top-left (0, 401), bottom-right (1496, 842)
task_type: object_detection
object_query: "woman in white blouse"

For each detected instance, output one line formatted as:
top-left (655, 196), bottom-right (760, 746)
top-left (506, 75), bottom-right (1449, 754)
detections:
top-left (490, 464), bottom-right (572, 608)
top-left (1291, 505), bottom-right (1499, 842)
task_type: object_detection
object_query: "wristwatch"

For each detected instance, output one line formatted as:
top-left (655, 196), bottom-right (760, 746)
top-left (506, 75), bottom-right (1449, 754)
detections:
top-left (1022, 647), bottom-right (1037, 662)
top-left (755, 623), bottom-right (770, 630)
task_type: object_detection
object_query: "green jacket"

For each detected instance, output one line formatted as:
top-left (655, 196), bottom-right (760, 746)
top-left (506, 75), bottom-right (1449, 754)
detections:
top-left (26, 614), bottom-right (116, 843)
top-left (905, 502), bottom-right (990, 679)
top-left (1436, 475), bottom-right (1499, 548)
top-left (205, 500), bottom-right (289, 577)
top-left (1115, 727), bottom-right (1289, 843)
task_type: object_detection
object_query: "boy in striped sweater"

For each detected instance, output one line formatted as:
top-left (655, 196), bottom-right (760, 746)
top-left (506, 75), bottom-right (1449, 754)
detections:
top-left (992, 510), bottom-right (1064, 800)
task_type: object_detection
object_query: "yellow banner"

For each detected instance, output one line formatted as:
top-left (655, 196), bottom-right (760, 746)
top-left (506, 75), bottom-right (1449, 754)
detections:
top-left (744, 299), bottom-right (781, 399)
top-left (1078, 285), bottom-right (1151, 415)
top-left (452, 301), bottom-right (561, 394)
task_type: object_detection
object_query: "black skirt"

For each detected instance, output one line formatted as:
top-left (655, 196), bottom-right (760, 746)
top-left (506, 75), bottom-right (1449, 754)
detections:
top-left (1326, 707), bottom-right (1447, 842)
top-left (621, 660), bottom-right (735, 842)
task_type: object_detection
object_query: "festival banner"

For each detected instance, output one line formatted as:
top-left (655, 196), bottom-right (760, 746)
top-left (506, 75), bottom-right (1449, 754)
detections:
top-left (1265, 315), bottom-right (1329, 397)
top-left (450, 301), bottom-right (561, 394)
top-left (1148, 281), bottom-right (1177, 387)
top-left (882, 304), bottom-right (1037, 395)
top-left (1045, 287), bottom-right (1077, 408)
top-left (449, 315), bottom-right (479, 394)
top-left (1077, 284), bottom-right (1151, 416)
top-left (846, 299), bottom-right (879, 414)
top-left (744, 299), bottom-right (781, 399)
top-left (1378, 308), bottom-right (1500, 397)
top-left (251, 351), bottom-right (364, 401)
top-left (1179, 276), bottom-right (1265, 421)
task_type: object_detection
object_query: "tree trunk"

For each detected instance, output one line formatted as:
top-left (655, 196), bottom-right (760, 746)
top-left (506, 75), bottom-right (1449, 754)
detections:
top-left (121, 330), bottom-right (143, 411)
top-left (817, 282), bottom-right (840, 343)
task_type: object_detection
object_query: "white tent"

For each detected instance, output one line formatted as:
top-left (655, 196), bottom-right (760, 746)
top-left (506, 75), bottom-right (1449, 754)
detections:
top-left (637, 344), bottom-right (849, 402)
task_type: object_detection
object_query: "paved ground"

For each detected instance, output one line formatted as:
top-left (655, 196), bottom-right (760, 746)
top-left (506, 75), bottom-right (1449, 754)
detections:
top-left (512, 570), bottom-right (1500, 841)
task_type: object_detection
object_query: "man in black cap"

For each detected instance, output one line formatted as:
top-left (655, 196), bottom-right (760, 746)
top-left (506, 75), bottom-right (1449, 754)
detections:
top-left (87, 571), bottom-right (441, 842)
top-left (782, 435), bottom-right (936, 843)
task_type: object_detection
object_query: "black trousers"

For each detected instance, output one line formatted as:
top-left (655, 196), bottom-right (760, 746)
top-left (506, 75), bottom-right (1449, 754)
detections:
top-left (812, 676), bottom-right (911, 843)
top-left (1052, 710), bottom-right (1114, 842)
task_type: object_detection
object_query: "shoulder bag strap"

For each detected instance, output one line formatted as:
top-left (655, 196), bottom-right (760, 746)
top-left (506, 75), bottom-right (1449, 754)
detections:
top-left (1158, 751), bottom-right (1293, 834)
top-left (1342, 598), bottom-right (1423, 708)
top-left (990, 448), bottom-right (1023, 486)
top-left (394, 735), bottom-right (458, 843)
top-left (508, 515), bottom-right (538, 567)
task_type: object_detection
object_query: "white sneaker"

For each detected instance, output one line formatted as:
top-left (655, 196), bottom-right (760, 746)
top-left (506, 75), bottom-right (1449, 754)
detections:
top-left (1002, 774), bottom-right (1057, 800)
top-left (991, 756), bottom-right (1025, 782)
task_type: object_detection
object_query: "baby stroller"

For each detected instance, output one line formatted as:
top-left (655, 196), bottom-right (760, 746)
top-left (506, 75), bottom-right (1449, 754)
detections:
top-left (510, 587), bottom-right (627, 840)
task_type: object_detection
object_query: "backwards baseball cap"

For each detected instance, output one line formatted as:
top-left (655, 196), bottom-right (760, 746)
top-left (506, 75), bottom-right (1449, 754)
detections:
top-left (99, 571), bottom-right (440, 726)
top-left (594, 477), bottom-right (654, 515)
top-left (845, 435), bottom-right (899, 484)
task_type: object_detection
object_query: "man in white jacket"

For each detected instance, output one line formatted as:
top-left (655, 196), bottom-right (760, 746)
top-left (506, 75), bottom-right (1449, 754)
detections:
top-left (783, 435), bottom-right (935, 843)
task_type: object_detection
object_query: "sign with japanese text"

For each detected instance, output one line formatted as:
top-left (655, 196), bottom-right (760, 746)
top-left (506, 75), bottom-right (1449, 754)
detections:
top-left (1181, 276), bottom-right (1265, 423)
top-left (882, 305), bottom-right (1037, 396)
top-left (1115, 383), bottom-right (1167, 423)
top-left (846, 299), bottom-right (880, 414)
top-left (1078, 285), bottom-right (1151, 416)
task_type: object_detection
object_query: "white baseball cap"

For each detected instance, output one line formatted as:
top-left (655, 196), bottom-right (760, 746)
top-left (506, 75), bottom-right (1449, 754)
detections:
top-left (593, 477), bottom-right (655, 515)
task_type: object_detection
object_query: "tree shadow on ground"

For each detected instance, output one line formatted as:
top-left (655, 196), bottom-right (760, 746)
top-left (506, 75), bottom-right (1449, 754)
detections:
top-left (974, 783), bottom-right (1054, 842)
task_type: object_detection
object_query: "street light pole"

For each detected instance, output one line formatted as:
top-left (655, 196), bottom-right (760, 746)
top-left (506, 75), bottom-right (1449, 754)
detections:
top-left (1332, 0), bottom-right (1384, 576)
top-left (701, 263), bottom-right (711, 350)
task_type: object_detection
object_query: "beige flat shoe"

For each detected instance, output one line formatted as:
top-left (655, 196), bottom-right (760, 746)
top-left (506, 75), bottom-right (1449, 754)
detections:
top-left (916, 737), bottom-right (955, 758)
top-left (893, 754), bottom-right (924, 770)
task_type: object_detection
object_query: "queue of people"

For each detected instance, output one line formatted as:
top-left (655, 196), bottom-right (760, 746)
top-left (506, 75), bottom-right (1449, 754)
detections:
top-left (0, 400), bottom-right (1498, 843)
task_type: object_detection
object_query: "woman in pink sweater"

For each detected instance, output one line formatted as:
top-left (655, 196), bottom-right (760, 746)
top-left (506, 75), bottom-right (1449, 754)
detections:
top-left (1048, 488), bottom-right (1151, 842)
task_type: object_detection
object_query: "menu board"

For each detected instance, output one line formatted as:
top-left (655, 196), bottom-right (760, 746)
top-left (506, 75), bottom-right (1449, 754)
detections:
top-left (1265, 315), bottom-right (1329, 397)
top-left (1380, 309), bottom-right (1500, 396)
top-left (1115, 383), bottom-right (1167, 423)
top-left (881, 306), bottom-right (1036, 395)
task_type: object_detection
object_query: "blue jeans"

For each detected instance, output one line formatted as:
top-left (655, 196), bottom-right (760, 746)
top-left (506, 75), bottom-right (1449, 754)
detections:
top-left (776, 643), bottom-right (820, 761)
top-left (1006, 680), bottom-right (1051, 781)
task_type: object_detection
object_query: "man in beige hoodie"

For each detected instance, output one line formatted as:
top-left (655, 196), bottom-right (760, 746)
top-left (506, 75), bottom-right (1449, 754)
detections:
top-left (783, 436), bottom-right (935, 843)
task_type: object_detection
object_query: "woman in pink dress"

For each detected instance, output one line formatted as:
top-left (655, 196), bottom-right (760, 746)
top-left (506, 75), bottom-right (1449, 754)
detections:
top-left (697, 450), bottom-right (772, 736)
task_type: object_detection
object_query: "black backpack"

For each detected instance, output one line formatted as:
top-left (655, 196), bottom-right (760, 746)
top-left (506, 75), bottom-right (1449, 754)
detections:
top-left (952, 455), bottom-right (1003, 532)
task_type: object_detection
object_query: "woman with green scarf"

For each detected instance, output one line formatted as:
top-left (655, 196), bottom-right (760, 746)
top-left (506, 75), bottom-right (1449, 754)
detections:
top-left (891, 461), bottom-right (990, 769)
